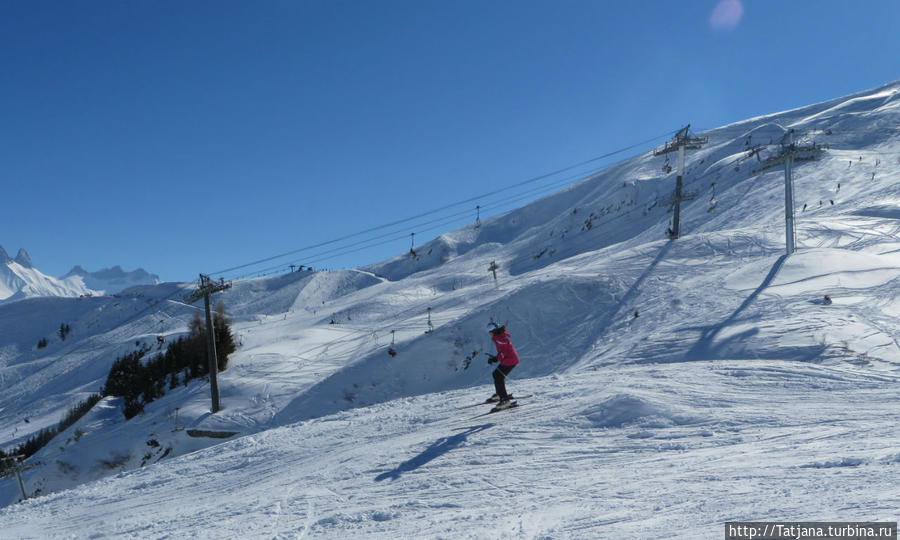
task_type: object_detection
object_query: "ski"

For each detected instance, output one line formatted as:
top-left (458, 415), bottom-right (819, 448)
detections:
top-left (467, 401), bottom-right (519, 420)
top-left (454, 394), bottom-right (532, 410)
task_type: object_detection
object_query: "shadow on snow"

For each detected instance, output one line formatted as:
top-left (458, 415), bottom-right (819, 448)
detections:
top-left (374, 424), bottom-right (493, 482)
top-left (682, 254), bottom-right (827, 362)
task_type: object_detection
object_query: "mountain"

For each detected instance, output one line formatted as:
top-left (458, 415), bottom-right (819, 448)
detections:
top-left (0, 247), bottom-right (95, 302)
top-left (1, 80), bottom-right (900, 537)
top-left (0, 246), bottom-right (160, 303)
top-left (62, 265), bottom-right (161, 294)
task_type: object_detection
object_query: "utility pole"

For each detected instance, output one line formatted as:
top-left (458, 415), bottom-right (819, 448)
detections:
top-left (757, 129), bottom-right (823, 255)
top-left (654, 125), bottom-right (708, 238)
top-left (783, 130), bottom-right (796, 254)
top-left (1, 455), bottom-right (30, 502)
top-left (185, 274), bottom-right (232, 413)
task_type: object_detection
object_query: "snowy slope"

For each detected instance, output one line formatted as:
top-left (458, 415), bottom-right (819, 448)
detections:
top-left (2, 80), bottom-right (900, 538)
top-left (3, 363), bottom-right (898, 538)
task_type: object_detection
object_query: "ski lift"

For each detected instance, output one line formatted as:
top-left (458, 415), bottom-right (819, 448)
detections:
top-left (388, 330), bottom-right (397, 357)
top-left (474, 205), bottom-right (482, 229)
top-left (662, 156), bottom-right (672, 174)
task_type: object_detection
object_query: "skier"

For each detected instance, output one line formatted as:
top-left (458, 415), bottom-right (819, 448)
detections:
top-left (486, 323), bottom-right (520, 408)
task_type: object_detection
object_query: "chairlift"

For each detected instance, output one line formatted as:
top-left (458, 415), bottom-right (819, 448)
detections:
top-left (388, 330), bottom-right (397, 357)
top-left (662, 156), bottom-right (672, 174)
top-left (425, 307), bottom-right (434, 334)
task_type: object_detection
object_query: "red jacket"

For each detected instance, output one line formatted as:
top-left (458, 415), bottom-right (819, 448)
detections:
top-left (491, 331), bottom-right (519, 366)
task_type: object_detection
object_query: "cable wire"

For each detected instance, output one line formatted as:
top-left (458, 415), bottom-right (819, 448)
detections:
top-left (205, 129), bottom-right (679, 277)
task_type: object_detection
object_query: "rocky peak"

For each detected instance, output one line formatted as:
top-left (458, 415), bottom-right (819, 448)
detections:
top-left (14, 248), bottom-right (33, 268)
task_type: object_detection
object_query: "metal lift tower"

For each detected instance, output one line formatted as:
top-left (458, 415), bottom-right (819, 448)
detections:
top-left (185, 274), bottom-right (232, 413)
top-left (756, 129), bottom-right (824, 255)
top-left (653, 125), bottom-right (708, 239)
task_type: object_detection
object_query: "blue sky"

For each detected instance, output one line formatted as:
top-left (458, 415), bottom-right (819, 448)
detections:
top-left (2, 0), bottom-right (898, 282)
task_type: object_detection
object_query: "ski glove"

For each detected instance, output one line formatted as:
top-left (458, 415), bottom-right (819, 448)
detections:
top-left (487, 354), bottom-right (498, 364)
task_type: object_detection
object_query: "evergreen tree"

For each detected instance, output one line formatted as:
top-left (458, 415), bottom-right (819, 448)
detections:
top-left (213, 302), bottom-right (236, 371)
top-left (187, 311), bottom-right (206, 378)
top-left (98, 301), bottom-right (238, 420)
top-left (102, 350), bottom-right (146, 418)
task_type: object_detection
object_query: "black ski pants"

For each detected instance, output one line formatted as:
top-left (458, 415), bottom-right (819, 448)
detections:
top-left (492, 364), bottom-right (515, 400)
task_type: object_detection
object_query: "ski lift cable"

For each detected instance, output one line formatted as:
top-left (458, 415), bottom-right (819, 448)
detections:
top-left (269, 176), bottom-right (597, 276)
top-left (240, 149), bottom-right (708, 279)
top-left (251, 130), bottom-right (853, 279)
top-left (205, 129), bottom-right (679, 277)
top-left (239, 206), bottom-right (486, 278)
top-left (216, 135), bottom-right (675, 278)
top-left (226, 159), bottom-right (622, 278)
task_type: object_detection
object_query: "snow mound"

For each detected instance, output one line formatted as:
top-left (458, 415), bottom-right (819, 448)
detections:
top-left (877, 453), bottom-right (900, 464)
top-left (579, 393), bottom-right (698, 429)
top-left (800, 457), bottom-right (866, 469)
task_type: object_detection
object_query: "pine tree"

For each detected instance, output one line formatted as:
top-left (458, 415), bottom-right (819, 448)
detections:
top-left (213, 302), bottom-right (236, 371)
top-left (97, 302), bottom-right (238, 420)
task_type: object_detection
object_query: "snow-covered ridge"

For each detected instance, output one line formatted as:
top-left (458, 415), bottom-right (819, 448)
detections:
top-left (2, 80), bottom-right (900, 536)
top-left (61, 265), bottom-right (161, 295)
top-left (0, 245), bottom-right (159, 303)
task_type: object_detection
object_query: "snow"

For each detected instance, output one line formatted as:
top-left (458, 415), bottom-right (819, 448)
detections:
top-left (3, 365), bottom-right (898, 538)
top-left (0, 260), bottom-right (95, 302)
top-left (2, 80), bottom-right (900, 538)
top-left (0, 248), bottom-right (160, 303)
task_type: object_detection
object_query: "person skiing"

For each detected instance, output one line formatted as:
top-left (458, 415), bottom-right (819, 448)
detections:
top-left (486, 323), bottom-right (519, 408)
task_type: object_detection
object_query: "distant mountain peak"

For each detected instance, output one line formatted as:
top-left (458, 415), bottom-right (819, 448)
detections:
top-left (62, 265), bottom-right (161, 292)
top-left (0, 247), bottom-right (160, 302)
top-left (0, 246), bottom-right (33, 267)
top-left (14, 248), bottom-right (33, 268)
top-left (67, 265), bottom-right (88, 276)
